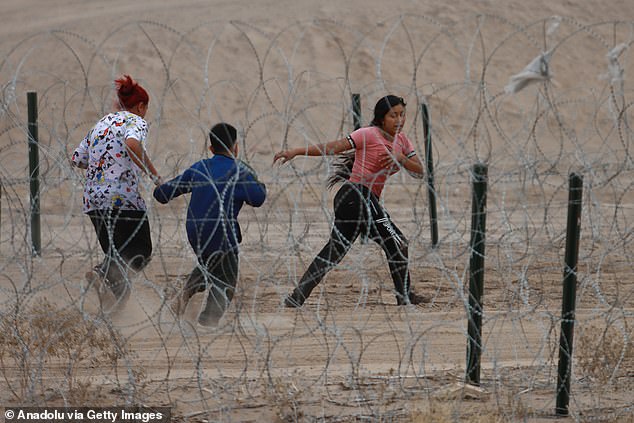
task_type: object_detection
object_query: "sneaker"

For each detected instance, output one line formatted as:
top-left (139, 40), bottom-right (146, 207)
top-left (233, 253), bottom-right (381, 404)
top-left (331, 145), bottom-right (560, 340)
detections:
top-left (198, 294), bottom-right (225, 326)
top-left (197, 312), bottom-right (221, 327)
top-left (85, 270), bottom-right (117, 312)
top-left (109, 281), bottom-right (131, 305)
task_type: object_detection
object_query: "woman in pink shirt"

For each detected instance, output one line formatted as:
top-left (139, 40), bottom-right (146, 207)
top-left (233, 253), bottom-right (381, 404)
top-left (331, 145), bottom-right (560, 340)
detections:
top-left (274, 95), bottom-right (428, 306)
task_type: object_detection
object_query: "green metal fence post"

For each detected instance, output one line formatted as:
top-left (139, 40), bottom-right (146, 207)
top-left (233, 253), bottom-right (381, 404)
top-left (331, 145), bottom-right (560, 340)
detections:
top-left (556, 172), bottom-right (583, 416)
top-left (28, 91), bottom-right (41, 256)
top-left (421, 103), bottom-right (439, 247)
top-left (466, 163), bottom-right (488, 386)
top-left (352, 93), bottom-right (361, 130)
top-left (352, 93), bottom-right (369, 244)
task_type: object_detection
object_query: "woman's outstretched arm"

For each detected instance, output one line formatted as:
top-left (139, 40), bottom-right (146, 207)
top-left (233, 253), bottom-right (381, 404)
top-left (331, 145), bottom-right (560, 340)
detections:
top-left (273, 138), bottom-right (352, 164)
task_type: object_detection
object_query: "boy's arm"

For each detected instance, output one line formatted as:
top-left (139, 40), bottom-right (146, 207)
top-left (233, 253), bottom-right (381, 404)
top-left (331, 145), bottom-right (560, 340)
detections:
top-left (153, 168), bottom-right (195, 204)
top-left (237, 161), bottom-right (266, 207)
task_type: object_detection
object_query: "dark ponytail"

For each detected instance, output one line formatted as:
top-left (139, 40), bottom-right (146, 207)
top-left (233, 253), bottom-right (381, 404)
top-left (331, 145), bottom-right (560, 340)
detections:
top-left (326, 151), bottom-right (355, 190)
top-left (326, 95), bottom-right (406, 190)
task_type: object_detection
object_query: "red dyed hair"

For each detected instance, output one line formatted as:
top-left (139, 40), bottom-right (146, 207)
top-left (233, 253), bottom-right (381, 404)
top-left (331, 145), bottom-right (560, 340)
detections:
top-left (115, 75), bottom-right (149, 109)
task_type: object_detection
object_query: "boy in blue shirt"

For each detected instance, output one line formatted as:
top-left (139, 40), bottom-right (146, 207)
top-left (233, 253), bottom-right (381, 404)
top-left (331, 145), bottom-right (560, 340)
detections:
top-left (154, 123), bottom-right (266, 326)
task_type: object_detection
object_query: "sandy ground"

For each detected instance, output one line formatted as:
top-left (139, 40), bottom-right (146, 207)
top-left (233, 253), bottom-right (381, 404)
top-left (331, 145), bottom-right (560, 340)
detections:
top-left (1, 1), bottom-right (634, 422)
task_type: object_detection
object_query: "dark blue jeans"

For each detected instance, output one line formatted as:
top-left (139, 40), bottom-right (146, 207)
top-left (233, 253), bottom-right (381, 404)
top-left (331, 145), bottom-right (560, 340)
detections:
top-left (183, 250), bottom-right (239, 325)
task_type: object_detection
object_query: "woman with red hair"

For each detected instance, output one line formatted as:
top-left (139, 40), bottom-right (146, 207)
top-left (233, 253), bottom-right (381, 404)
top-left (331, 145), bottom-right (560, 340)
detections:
top-left (72, 75), bottom-right (160, 311)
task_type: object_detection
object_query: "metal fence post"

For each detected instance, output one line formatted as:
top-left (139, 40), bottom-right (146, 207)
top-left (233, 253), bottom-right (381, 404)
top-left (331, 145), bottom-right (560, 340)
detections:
top-left (352, 93), bottom-right (361, 130)
top-left (28, 91), bottom-right (41, 256)
top-left (421, 103), bottom-right (439, 247)
top-left (556, 172), bottom-right (583, 416)
top-left (466, 163), bottom-right (488, 386)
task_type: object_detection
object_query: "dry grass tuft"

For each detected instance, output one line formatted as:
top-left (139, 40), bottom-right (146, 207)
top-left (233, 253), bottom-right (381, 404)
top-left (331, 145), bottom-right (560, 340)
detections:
top-left (0, 297), bottom-right (132, 404)
top-left (577, 320), bottom-right (633, 386)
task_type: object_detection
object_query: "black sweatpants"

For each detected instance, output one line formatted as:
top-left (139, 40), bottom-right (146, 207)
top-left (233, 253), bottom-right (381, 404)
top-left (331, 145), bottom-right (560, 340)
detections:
top-left (182, 250), bottom-right (239, 325)
top-left (294, 182), bottom-right (411, 302)
top-left (88, 209), bottom-right (152, 299)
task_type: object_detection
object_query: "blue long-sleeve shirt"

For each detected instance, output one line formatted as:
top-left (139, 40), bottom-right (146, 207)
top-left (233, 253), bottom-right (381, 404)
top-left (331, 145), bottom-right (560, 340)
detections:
top-left (153, 155), bottom-right (266, 257)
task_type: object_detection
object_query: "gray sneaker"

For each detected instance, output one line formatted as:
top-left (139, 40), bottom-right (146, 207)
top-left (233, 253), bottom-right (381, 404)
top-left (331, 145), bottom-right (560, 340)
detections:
top-left (85, 270), bottom-right (117, 312)
top-left (197, 297), bottom-right (224, 327)
top-left (197, 312), bottom-right (222, 327)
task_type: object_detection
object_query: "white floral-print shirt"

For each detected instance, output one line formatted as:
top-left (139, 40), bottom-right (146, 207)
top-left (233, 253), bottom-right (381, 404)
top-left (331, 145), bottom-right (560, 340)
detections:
top-left (72, 111), bottom-right (149, 213)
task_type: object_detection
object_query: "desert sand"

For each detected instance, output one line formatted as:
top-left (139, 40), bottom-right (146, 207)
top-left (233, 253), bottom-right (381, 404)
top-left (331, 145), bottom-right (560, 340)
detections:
top-left (1, 1), bottom-right (633, 422)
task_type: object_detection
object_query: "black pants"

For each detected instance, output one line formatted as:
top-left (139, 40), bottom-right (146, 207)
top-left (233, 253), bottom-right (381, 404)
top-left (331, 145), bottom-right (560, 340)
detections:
top-left (88, 209), bottom-right (152, 299)
top-left (182, 250), bottom-right (239, 325)
top-left (294, 182), bottom-right (411, 302)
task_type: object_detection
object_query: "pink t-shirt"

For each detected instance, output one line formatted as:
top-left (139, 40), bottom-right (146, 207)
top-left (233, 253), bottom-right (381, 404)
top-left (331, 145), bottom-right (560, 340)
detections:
top-left (347, 126), bottom-right (416, 197)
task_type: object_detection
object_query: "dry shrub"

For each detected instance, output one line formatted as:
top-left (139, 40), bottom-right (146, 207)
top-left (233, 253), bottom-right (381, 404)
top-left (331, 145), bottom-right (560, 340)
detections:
top-left (410, 386), bottom-right (536, 423)
top-left (0, 297), bottom-right (128, 404)
top-left (577, 320), bottom-right (633, 385)
top-left (411, 400), bottom-right (510, 423)
top-left (265, 374), bottom-right (309, 422)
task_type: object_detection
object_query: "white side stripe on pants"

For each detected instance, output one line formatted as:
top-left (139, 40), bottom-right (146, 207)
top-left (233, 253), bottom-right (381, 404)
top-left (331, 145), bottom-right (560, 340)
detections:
top-left (376, 217), bottom-right (402, 246)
